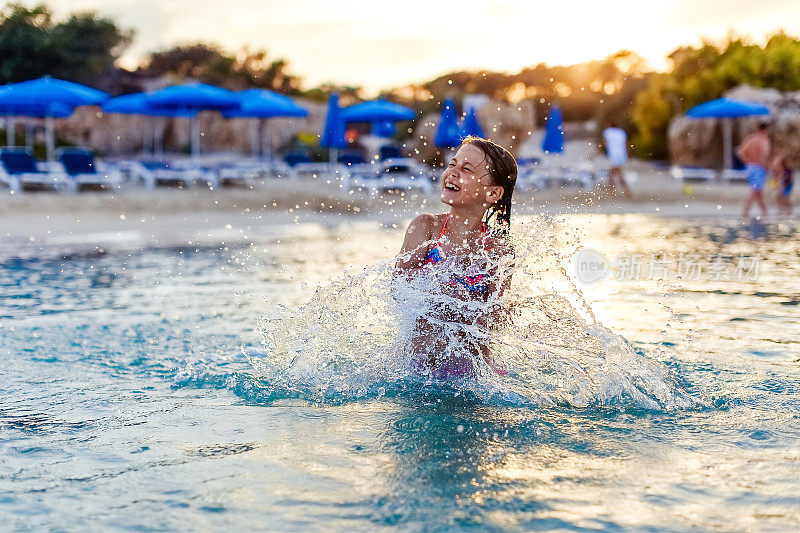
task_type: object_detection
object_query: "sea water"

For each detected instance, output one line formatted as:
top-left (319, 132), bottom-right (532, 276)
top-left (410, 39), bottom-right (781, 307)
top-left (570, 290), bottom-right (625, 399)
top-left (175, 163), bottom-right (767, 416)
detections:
top-left (1, 214), bottom-right (799, 531)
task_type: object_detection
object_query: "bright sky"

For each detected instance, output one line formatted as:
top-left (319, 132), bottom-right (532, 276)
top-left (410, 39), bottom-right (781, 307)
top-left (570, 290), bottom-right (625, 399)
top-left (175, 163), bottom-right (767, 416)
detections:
top-left (36, 0), bottom-right (800, 95)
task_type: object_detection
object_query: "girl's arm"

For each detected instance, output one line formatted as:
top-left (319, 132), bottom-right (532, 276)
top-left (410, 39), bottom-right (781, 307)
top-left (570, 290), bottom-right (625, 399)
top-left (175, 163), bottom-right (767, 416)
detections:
top-left (396, 214), bottom-right (435, 271)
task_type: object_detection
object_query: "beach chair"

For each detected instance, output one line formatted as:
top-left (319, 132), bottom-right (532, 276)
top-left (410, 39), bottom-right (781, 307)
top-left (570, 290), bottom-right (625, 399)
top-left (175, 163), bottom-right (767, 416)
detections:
top-left (515, 158), bottom-right (546, 191)
top-left (721, 168), bottom-right (749, 183)
top-left (215, 158), bottom-right (262, 187)
top-left (283, 152), bottom-right (312, 167)
top-left (281, 151), bottom-right (332, 178)
top-left (344, 164), bottom-right (381, 194)
top-left (130, 158), bottom-right (209, 189)
top-left (56, 147), bottom-right (122, 192)
top-left (374, 158), bottom-right (434, 194)
top-left (569, 162), bottom-right (598, 188)
top-left (0, 147), bottom-right (67, 193)
top-left (670, 166), bottom-right (716, 183)
top-left (379, 145), bottom-right (402, 160)
top-left (530, 157), bottom-right (575, 189)
top-left (339, 152), bottom-right (367, 167)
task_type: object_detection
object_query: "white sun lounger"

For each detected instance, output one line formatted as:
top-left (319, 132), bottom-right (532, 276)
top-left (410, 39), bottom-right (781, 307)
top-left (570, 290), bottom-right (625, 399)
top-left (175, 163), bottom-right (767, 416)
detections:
top-left (0, 147), bottom-right (68, 193)
top-left (670, 166), bottom-right (717, 183)
top-left (130, 159), bottom-right (214, 189)
top-left (56, 147), bottom-right (122, 192)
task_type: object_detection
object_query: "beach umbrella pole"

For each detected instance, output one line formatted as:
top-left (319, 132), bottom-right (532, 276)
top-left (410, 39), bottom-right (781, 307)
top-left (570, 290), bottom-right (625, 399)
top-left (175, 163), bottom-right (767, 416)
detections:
top-left (262, 120), bottom-right (273, 162)
top-left (151, 119), bottom-right (157, 155)
top-left (249, 119), bottom-right (259, 156)
top-left (329, 148), bottom-right (338, 173)
top-left (45, 115), bottom-right (55, 161)
top-left (191, 116), bottom-right (200, 158)
top-left (722, 118), bottom-right (733, 170)
top-left (155, 118), bottom-right (165, 156)
top-left (25, 121), bottom-right (33, 148)
top-left (142, 120), bottom-right (152, 156)
top-left (5, 115), bottom-right (13, 147)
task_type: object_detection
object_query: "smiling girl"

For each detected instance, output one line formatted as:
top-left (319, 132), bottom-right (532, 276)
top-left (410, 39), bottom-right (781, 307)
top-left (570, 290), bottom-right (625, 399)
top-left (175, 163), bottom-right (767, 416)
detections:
top-left (395, 136), bottom-right (517, 377)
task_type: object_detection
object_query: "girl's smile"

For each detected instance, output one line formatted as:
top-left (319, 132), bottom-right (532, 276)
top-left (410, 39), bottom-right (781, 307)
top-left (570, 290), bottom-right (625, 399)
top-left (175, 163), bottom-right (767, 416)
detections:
top-left (440, 144), bottom-right (497, 207)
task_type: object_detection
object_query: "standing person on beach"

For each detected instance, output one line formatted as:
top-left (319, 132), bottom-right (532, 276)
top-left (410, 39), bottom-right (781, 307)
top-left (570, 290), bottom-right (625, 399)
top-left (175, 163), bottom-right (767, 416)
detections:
top-left (771, 153), bottom-right (793, 216)
top-left (603, 121), bottom-right (631, 197)
top-left (737, 123), bottom-right (771, 219)
top-left (396, 136), bottom-right (517, 378)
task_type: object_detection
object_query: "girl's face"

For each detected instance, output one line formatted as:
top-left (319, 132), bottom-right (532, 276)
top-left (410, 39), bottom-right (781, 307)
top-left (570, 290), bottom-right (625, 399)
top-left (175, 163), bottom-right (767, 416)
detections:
top-left (440, 144), bottom-right (504, 209)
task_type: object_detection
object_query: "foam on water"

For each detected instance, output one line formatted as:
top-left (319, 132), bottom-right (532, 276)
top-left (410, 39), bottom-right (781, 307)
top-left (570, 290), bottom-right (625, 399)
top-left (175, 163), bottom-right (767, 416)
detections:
top-left (178, 217), bottom-right (698, 410)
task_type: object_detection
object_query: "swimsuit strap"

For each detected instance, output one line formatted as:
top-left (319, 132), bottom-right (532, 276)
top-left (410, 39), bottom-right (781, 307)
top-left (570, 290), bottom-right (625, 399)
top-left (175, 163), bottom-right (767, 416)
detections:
top-left (439, 215), bottom-right (449, 238)
top-left (439, 214), bottom-right (487, 241)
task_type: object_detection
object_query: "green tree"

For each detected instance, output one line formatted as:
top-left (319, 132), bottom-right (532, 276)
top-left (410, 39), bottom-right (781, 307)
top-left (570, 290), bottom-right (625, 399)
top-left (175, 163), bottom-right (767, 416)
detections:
top-left (0, 3), bottom-right (132, 85)
top-left (631, 32), bottom-right (800, 159)
top-left (0, 3), bottom-right (56, 82)
top-left (51, 11), bottom-right (132, 84)
top-left (141, 44), bottom-right (301, 93)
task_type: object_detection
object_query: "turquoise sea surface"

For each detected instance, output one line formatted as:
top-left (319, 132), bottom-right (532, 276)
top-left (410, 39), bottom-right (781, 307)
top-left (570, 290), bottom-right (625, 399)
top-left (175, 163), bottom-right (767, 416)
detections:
top-left (1, 214), bottom-right (799, 531)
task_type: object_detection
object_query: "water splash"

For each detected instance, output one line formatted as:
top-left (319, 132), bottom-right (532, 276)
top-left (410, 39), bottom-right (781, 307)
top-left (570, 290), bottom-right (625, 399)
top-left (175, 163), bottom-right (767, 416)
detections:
top-left (181, 218), bottom-right (699, 410)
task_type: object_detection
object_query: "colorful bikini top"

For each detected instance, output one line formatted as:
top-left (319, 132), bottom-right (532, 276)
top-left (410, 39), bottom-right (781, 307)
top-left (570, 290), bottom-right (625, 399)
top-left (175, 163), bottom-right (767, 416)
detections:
top-left (424, 215), bottom-right (490, 293)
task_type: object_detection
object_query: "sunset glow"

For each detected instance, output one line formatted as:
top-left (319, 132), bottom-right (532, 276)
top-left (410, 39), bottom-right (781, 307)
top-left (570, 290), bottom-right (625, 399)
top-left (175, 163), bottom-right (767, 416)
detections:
top-left (26, 0), bottom-right (800, 94)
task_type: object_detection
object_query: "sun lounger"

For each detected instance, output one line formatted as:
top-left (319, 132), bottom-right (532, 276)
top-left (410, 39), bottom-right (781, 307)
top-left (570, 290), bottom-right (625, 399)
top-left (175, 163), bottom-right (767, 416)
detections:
top-left (339, 152), bottom-right (367, 167)
top-left (670, 166), bottom-right (716, 183)
top-left (283, 152), bottom-right (311, 167)
top-left (56, 147), bottom-right (122, 192)
top-left (517, 157), bottom-right (597, 190)
top-left (721, 168), bottom-right (749, 183)
top-left (215, 158), bottom-right (263, 187)
top-left (0, 147), bottom-right (67, 193)
top-left (515, 158), bottom-right (546, 191)
top-left (379, 145), bottom-right (402, 160)
top-left (130, 159), bottom-right (213, 189)
top-left (346, 158), bottom-right (433, 194)
top-left (281, 152), bottom-right (334, 178)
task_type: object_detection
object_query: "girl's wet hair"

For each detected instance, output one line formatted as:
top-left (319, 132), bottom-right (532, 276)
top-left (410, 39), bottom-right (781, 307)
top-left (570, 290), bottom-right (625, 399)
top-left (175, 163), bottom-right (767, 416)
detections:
top-left (461, 135), bottom-right (517, 229)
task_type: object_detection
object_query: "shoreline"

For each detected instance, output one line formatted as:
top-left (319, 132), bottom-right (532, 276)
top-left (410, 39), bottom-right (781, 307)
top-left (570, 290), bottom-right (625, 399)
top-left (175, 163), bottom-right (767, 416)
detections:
top-left (0, 168), bottom-right (794, 246)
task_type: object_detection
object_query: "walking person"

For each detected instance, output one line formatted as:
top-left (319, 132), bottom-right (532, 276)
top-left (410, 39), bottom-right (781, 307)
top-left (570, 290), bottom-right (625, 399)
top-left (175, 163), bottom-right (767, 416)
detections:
top-left (603, 121), bottom-right (631, 197)
top-left (737, 123), bottom-right (771, 219)
top-left (771, 153), bottom-right (793, 216)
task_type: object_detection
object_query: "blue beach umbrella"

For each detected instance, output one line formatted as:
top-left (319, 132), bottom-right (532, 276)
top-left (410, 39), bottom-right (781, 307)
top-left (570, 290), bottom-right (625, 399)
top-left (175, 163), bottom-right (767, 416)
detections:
top-left (434, 98), bottom-right (461, 148)
top-left (321, 93), bottom-right (347, 168)
top-left (0, 76), bottom-right (107, 158)
top-left (147, 83), bottom-right (239, 157)
top-left (102, 93), bottom-right (196, 117)
top-left (371, 120), bottom-right (396, 137)
top-left (102, 93), bottom-right (197, 155)
top-left (460, 107), bottom-right (485, 138)
top-left (0, 76), bottom-right (107, 108)
top-left (686, 97), bottom-right (769, 118)
top-left (541, 105), bottom-right (564, 155)
top-left (147, 83), bottom-right (238, 111)
top-left (686, 97), bottom-right (769, 169)
top-left (223, 89), bottom-right (308, 157)
top-left (222, 89), bottom-right (307, 119)
top-left (342, 99), bottom-right (415, 123)
top-left (0, 102), bottom-right (74, 119)
top-left (0, 102), bottom-right (74, 150)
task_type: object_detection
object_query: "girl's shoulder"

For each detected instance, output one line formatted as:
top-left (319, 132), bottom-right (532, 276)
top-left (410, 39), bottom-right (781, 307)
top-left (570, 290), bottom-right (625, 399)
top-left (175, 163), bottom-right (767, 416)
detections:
top-left (407, 213), bottom-right (445, 237)
top-left (403, 214), bottom-right (444, 248)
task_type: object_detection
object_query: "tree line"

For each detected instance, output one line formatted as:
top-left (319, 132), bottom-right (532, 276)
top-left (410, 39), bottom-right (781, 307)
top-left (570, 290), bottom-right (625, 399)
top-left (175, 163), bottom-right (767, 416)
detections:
top-left (3, 3), bottom-right (800, 159)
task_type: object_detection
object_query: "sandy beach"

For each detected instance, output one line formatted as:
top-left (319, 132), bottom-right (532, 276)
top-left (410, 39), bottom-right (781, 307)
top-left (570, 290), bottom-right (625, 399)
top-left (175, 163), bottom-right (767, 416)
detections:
top-left (0, 163), bottom-right (775, 248)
